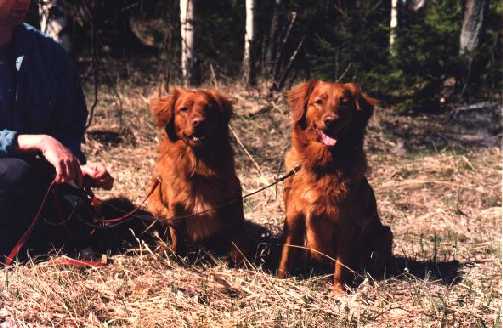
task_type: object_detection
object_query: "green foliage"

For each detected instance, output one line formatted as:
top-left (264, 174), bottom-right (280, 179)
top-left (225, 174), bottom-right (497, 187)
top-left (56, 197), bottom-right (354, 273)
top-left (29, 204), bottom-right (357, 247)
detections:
top-left (60, 0), bottom-right (501, 105)
top-left (281, 0), bottom-right (501, 110)
top-left (390, 0), bottom-right (464, 111)
top-left (282, 1), bottom-right (389, 87)
top-left (311, 1), bottom-right (390, 86)
top-left (197, 1), bottom-right (245, 77)
top-left (396, 0), bottom-right (462, 83)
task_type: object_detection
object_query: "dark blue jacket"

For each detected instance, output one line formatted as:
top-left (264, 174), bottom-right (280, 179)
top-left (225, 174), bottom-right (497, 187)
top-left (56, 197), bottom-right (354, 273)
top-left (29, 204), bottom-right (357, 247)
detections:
top-left (0, 23), bottom-right (87, 162)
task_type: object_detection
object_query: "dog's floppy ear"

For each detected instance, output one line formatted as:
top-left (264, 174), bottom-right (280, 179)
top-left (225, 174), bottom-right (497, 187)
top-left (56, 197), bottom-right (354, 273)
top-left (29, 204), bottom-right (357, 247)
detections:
top-left (288, 80), bottom-right (318, 129)
top-left (343, 83), bottom-right (378, 118)
top-left (207, 90), bottom-right (233, 126)
top-left (150, 88), bottom-right (180, 141)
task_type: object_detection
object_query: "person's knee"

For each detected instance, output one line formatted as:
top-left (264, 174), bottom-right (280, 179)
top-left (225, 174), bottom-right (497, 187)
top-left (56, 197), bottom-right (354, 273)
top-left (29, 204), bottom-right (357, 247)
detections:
top-left (0, 158), bottom-right (33, 192)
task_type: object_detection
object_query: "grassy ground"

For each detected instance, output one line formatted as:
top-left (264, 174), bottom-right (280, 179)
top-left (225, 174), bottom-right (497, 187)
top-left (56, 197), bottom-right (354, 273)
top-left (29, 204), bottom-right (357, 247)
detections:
top-left (0, 65), bottom-right (501, 327)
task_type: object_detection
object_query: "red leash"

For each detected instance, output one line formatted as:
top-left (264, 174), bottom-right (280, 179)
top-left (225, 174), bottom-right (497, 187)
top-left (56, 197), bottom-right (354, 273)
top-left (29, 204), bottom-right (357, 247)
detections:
top-left (3, 167), bottom-right (299, 266)
top-left (91, 177), bottom-right (161, 228)
top-left (5, 181), bottom-right (57, 266)
top-left (3, 177), bottom-right (161, 266)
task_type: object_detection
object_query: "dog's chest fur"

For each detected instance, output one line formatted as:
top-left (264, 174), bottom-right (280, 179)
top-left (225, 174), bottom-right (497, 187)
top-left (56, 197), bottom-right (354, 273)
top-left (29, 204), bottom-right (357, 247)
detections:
top-left (156, 146), bottom-right (239, 242)
top-left (293, 171), bottom-right (352, 221)
top-left (288, 170), bottom-right (362, 262)
top-left (285, 146), bottom-right (366, 223)
top-left (180, 176), bottom-right (229, 242)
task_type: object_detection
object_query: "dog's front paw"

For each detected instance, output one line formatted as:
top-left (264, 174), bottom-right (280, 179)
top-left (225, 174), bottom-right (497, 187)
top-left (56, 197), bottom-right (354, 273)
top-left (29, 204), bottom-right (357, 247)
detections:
top-left (276, 270), bottom-right (289, 279)
top-left (332, 282), bottom-right (350, 294)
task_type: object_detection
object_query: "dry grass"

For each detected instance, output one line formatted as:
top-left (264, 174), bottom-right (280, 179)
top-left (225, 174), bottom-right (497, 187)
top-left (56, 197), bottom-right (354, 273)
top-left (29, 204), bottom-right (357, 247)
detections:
top-left (0, 69), bottom-right (501, 327)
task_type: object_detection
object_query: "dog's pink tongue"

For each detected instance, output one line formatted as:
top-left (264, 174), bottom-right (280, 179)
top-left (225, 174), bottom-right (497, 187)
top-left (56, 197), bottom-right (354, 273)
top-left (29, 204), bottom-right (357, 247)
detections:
top-left (321, 131), bottom-right (337, 146)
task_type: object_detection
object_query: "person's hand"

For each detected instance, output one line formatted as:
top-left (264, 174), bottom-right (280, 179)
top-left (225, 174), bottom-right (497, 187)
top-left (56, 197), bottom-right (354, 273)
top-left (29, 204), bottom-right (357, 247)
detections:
top-left (80, 162), bottom-right (114, 190)
top-left (38, 136), bottom-right (83, 186)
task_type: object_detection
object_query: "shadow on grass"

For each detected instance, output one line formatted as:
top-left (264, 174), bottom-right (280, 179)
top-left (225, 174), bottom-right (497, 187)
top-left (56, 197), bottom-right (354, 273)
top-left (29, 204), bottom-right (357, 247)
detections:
top-left (10, 197), bottom-right (462, 289)
top-left (378, 102), bottom-right (501, 154)
top-left (8, 196), bottom-right (275, 266)
top-left (90, 197), bottom-right (163, 254)
top-left (8, 197), bottom-right (160, 263)
top-left (76, 197), bottom-right (276, 268)
top-left (250, 234), bottom-right (462, 287)
top-left (388, 256), bottom-right (461, 285)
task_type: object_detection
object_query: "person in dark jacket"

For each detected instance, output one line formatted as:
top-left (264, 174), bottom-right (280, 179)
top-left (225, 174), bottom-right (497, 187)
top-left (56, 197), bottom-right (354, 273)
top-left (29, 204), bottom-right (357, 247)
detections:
top-left (0, 0), bottom-right (113, 258)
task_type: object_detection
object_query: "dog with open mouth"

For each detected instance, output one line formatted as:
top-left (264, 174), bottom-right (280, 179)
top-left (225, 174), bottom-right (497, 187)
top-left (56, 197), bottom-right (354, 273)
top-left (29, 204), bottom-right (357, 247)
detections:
top-left (277, 80), bottom-right (393, 293)
top-left (147, 88), bottom-right (248, 263)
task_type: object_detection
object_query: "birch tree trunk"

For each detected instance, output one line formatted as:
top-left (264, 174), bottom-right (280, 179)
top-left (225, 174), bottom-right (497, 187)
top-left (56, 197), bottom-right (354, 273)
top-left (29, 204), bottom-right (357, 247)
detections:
top-left (389, 0), bottom-right (398, 57)
top-left (39, 0), bottom-right (71, 52)
top-left (459, 0), bottom-right (487, 56)
top-left (409, 0), bottom-right (425, 11)
top-left (459, 0), bottom-right (488, 97)
top-left (180, 0), bottom-right (199, 86)
top-left (243, 0), bottom-right (257, 86)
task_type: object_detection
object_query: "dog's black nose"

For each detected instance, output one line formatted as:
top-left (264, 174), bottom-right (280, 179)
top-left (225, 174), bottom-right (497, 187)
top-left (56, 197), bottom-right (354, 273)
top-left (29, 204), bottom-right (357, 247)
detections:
top-left (192, 117), bottom-right (203, 127)
top-left (323, 115), bottom-right (338, 128)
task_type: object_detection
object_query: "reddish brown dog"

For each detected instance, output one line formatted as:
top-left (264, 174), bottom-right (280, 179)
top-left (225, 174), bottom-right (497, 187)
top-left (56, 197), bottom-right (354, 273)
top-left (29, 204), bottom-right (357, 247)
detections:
top-left (147, 88), bottom-right (247, 262)
top-left (277, 81), bottom-right (393, 293)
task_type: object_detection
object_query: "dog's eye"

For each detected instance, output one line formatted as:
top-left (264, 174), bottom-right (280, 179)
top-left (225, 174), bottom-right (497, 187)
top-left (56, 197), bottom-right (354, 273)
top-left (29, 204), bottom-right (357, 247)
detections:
top-left (314, 98), bottom-right (324, 106)
top-left (178, 107), bottom-right (189, 113)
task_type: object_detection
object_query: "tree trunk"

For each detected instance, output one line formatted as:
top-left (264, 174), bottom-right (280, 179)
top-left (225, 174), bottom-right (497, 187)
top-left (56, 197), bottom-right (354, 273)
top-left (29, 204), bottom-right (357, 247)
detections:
top-left (459, 0), bottom-right (487, 56)
top-left (243, 0), bottom-right (257, 86)
top-left (39, 0), bottom-right (71, 52)
top-left (266, 0), bottom-right (283, 75)
top-left (180, 0), bottom-right (199, 86)
top-left (389, 0), bottom-right (398, 57)
top-left (408, 0), bottom-right (425, 11)
top-left (459, 0), bottom-right (488, 98)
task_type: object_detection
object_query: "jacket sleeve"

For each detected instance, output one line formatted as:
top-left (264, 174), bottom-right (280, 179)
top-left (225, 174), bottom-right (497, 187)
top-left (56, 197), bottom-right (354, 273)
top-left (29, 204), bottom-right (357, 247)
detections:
top-left (0, 130), bottom-right (18, 157)
top-left (52, 48), bottom-right (88, 164)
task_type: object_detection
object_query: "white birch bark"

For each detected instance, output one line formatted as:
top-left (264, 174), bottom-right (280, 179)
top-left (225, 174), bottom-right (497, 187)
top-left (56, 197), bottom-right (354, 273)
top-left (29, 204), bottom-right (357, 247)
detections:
top-left (39, 0), bottom-right (71, 52)
top-left (409, 0), bottom-right (425, 11)
top-left (243, 0), bottom-right (256, 85)
top-left (389, 0), bottom-right (398, 57)
top-left (460, 0), bottom-right (487, 56)
top-left (180, 0), bottom-right (196, 86)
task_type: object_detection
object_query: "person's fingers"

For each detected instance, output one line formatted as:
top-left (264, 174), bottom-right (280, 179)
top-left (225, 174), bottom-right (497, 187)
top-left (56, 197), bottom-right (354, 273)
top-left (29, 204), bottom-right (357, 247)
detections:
top-left (79, 162), bottom-right (114, 190)
top-left (91, 165), bottom-right (107, 180)
top-left (96, 163), bottom-right (106, 172)
top-left (73, 160), bottom-right (83, 187)
top-left (53, 159), bottom-right (64, 183)
top-left (91, 164), bottom-right (104, 178)
top-left (61, 159), bottom-right (72, 183)
top-left (79, 164), bottom-right (89, 178)
top-left (41, 139), bottom-right (84, 186)
top-left (60, 156), bottom-right (78, 184)
top-left (81, 163), bottom-right (98, 178)
top-left (95, 170), bottom-right (106, 180)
